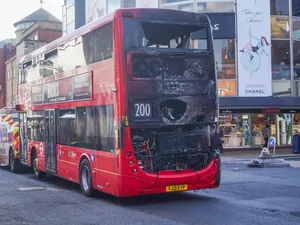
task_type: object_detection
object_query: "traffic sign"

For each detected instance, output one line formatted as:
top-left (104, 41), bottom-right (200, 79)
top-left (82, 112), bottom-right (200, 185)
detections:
top-left (269, 138), bottom-right (275, 147)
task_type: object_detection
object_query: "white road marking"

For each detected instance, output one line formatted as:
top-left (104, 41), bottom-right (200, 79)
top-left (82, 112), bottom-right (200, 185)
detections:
top-left (18, 187), bottom-right (44, 191)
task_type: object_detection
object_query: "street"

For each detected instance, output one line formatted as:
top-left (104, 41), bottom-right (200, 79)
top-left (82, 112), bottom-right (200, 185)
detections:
top-left (1, 161), bottom-right (300, 225)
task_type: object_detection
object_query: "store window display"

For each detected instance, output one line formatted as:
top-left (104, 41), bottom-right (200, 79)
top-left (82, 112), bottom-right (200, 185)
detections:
top-left (219, 114), bottom-right (250, 147)
top-left (276, 114), bottom-right (292, 145)
top-left (252, 114), bottom-right (276, 146)
top-left (293, 114), bottom-right (300, 135)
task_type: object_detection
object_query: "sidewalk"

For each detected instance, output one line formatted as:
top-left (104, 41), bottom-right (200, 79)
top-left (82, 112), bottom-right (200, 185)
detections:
top-left (221, 148), bottom-right (300, 163)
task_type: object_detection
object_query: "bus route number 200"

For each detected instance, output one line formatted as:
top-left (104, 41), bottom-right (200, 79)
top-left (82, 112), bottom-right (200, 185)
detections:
top-left (134, 102), bottom-right (152, 118)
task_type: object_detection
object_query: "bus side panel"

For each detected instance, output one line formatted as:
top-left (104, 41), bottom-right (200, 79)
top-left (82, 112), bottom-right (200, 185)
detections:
top-left (57, 145), bottom-right (80, 183)
top-left (93, 151), bottom-right (117, 195)
top-left (28, 141), bottom-right (46, 172)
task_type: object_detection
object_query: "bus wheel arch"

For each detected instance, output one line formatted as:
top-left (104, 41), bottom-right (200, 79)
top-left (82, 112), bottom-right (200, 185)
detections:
top-left (79, 156), bottom-right (94, 197)
top-left (31, 147), bottom-right (46, 179)
top-left (9, 146), bottom-right (21, 173)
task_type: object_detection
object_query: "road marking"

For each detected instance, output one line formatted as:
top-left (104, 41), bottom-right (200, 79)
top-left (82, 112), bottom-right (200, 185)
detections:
top-left (18, 187), bottom-right (44, 191)
top-left (46, 187), bottom-right (62, 191)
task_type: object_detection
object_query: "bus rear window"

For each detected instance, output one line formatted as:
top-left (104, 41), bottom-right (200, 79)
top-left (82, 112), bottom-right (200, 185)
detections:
top-left (123, 19), bottom-right (209, 50)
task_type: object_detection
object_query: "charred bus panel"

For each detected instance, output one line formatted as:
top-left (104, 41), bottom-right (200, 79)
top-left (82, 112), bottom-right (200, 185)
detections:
top-left (123, 11), bottom-right (219, 174)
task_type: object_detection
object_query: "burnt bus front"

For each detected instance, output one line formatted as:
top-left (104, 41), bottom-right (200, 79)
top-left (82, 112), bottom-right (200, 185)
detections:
top-left (121, 9), bottom-right (220, 196)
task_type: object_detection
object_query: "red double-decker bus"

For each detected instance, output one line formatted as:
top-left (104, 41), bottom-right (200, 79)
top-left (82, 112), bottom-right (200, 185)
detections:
top-left (14, 8), bottom-right (220, 197)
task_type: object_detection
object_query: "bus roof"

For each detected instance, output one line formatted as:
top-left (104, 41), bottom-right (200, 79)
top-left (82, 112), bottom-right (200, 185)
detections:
top-left (20, 8), bottom-right (209, 65)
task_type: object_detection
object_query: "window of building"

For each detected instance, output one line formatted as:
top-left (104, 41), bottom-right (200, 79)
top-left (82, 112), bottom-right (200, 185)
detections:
top-left (219, 114), bottom-right (251, 147)
top-left (160, 0), bottom-right (194, 12)
top-left (271, 40), bottom-right (291, 96)
top-left (214, 39), bottom-right (236, 97)
top-left (293, 40), bottom-right (300, 95)
top-left (66, 0), bottom-right (74, 8)
top-left (108, 0), bottom-right (121, 13)
top-left (67, 4), bottom-right (75, 25)
top-left (124, 0), bottom-right (135, 8)
top-left (271, 16), bottom-right (290, 39)
top-left (252, 113), bottom-right (292, 146)
top-left (67, 21), bottom-right (75, 34)
top-left (271, 0), bottom-right (289, 16)
top-left (197, 0), bottom-right (234, 13)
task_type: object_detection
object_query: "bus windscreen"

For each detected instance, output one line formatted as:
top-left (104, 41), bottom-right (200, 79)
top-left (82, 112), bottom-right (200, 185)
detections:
top-left (123, 19), bottom-right (209, 50)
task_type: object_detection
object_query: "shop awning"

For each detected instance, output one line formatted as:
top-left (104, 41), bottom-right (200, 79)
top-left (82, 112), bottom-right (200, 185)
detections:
top-left (219, 97), bottom-right (300, 113)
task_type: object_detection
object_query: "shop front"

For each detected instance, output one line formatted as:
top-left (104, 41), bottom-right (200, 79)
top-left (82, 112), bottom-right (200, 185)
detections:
top-left (219, 97), bottom-right (300, 150)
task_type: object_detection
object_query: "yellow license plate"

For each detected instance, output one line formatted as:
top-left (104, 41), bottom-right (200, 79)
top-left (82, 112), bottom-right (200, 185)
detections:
top-left (166, 184), bottom-right (188, 192)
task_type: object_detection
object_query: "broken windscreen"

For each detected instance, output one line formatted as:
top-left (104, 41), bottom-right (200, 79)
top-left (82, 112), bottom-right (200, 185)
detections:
top-left (123, 19), bottom-right (210, 51)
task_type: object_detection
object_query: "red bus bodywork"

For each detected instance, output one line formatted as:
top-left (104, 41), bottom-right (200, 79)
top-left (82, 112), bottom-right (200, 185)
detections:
top-left (17, 8), bottom-right (220, 197)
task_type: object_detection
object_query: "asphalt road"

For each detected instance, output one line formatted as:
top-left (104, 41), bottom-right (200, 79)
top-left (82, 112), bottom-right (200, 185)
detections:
top-left (1, 162), bottom-right (300, 225)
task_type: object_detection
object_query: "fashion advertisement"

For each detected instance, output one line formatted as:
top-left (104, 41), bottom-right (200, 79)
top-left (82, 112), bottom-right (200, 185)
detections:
top-left (237, 0), bottom-right (272, 97)
top-left (85, 0), bottom-right (107, 24)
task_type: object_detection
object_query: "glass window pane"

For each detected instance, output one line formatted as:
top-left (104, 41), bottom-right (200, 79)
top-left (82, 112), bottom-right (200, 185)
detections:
top-left (271, 16), bottom-right (290, 39)
top-left (67, 21), bottom-right (75, 34)
top-left (57, 109), bottom-right (76, 146)
top-left (252, 114), bottom-right (276, 146)
top-left (94, 105), bottom-right (115, 152)
top-left (67, 4), bottom-right (75, 24)
top-left (293, 0), bottom-right (300, 16)
top-left (93, 23), bottom-right (113, 62)
top-left (76, 107), bottom-right (94, 149)
top-left (160, 0), bottom-right (194, 12)
top-left (293, 16), bottom-right (300, 40)
top-left (271, 40), bottom-right (291, 96)
top-left (293, 41), bottom-right (300, 96)
top-left (108, 0), bottom-right (121, 13)
top-left (213, 39), bottom-right (236, 96)
top-left (197, 0), bottom-right (234, 13)
top-left (124, 0), bottom-right (135, 8)
top-left (271, 0), bottom-right (289, 15)
top-left (219, 113), bottom-right (250, 147)
top-left (67, 0), bottom-right (74, 8)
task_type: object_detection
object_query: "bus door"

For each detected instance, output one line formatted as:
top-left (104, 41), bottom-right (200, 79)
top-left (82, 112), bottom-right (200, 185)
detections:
top-left (44, 109), bottom-right (57, 174)
top-left (19, 113), bottom-right (28, 164)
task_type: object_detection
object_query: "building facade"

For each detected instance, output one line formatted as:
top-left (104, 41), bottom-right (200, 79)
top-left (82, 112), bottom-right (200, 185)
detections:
top-left (68, 0), bottom-right (300, 151)
top-left (62, 0), bottom-right (86, 35)
top-left (4, 7), bottom-right (62, 108)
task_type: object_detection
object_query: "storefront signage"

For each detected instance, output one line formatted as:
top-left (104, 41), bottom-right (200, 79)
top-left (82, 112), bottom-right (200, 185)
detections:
top-left (220, 108), bottom-right (300, 114)
top-left (31, 72), bottom-right (92, 105)
top-left (207, 13), bottom-right (235, 39)
top-left (262, 108), bottom-right (280, 114)
top-left (237, 0), bottom-right (272, 97)
top-left (192, 13), bottom-right (235, 40)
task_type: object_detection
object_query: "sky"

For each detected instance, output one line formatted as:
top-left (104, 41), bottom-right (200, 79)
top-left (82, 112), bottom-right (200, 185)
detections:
top-left (0, 0), bottom-right (64, 40)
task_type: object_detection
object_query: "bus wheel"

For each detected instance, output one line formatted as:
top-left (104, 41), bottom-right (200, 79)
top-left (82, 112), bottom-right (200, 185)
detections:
top-left (32, 153), bottom-right (46, 179)
top-left (9, 149), bottom-right (21, 173)
top-left (79, 158), bottom-right (94, 197)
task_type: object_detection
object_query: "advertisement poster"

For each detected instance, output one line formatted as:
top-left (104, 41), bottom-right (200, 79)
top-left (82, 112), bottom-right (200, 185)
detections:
top-left (31, 73), bottom-right (92, 105)
top-left (237, 0), bottom-right (272, 97)
top-left (85, 0), bottom-right (107, 24)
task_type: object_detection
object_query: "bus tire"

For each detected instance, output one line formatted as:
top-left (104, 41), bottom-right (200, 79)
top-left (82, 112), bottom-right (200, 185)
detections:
top-left (32, 149), bottom-right (46, 180)
top-left (9, 148), bottom-right (21, 173)
top-left (79, 158), bottom-right (94, 197)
